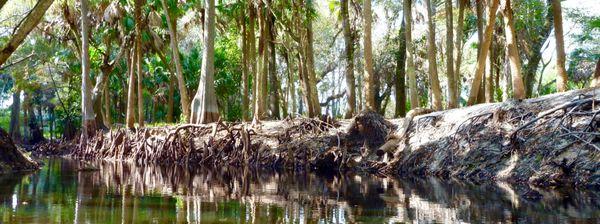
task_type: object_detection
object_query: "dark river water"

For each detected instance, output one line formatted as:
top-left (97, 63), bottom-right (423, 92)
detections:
top-left (0, 158), bottom-right (598, 223)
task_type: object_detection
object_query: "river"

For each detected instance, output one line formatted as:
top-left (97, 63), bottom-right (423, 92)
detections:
top-left (0, 158), bottom-right (597, 223)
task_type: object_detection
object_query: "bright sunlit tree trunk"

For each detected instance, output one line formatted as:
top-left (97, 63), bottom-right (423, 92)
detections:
top-left (552, 0), bottom-right (568, 92)
top-left (425, 0), bottom-right (443, 110)
top-left (502, 0), bottom-right (526, 100)
top-left (363, 0), bottom-right (376, 111)
top-left (467, 0), bottom-right (499, 105)
top-left (190, 0), bottom-right (220, 124)
top-left (81, 0), bottom-right (96, 138)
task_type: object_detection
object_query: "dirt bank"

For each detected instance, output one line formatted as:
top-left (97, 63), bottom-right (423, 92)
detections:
top-left (0, 128), bottom-right (39, 172)
top-left (37, 88), bottom-right (600, 189)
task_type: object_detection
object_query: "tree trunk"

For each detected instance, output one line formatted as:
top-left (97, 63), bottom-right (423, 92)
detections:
top-left (305, 6), bottom-right (321, 117)
top-left (502, 0), bottom-right (525, 99)
top-left (341, 0), bottom-right (356, 118)
top-left (592, 59), bottom-right (600, 87)
top-left (268, 11), bottom-right (280, 119)
top-left (284, 50), bottom-right (297, 116)
top-left (445, 0), bottom-right (457, 108)
top-left (523, 0), bottom-right (553, 97)
top-left (551, 0), bottom-right (568, 92)
top-left (254, 3), bottom-right (268, 121)
top-left (425, 0), bottom-right (443, 110)
top-left (454, 0), bottom-right (466, 105)
top-left (166, 76), bottom-right (175, 122)
top-left (103, 84), bottom-right (111, 128)
top-left (135, 0), bottom-right (144, 127)
top-left (161, 0), bottom-right (191, 122)
top-left (0, 0), bottom-right (54, 67)
top-left (467, 0), bottom-right (499, 105)
top-left (190, 0), bottom-right (220, 124)
top-left (81, 0), bottom-right (96, 139)
top-left (485, 41), bottom-right (494, 103)
top-left (248, 5), bottom-right (257, 120)
top-left (126, 48), bottom-right (137, 129)
top-left (363, 0), bottom-right (376, 111)
top-left (395, 21), bottom-right (407, 118)
top-left (9, 88), bottom-right (21, 142)
top-left (404, 0), bottom-right (419, 109)
top-left (475, 2), bottom-right (486, 104)
top-left (241, 8), bottom-right (250, 121)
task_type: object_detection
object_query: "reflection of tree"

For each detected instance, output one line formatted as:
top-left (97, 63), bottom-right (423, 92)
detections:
top-left (0, 159), bottom-right (598, 223)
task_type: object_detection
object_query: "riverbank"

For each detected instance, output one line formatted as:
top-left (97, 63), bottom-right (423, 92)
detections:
top-left (34, 88), bottom-right (600, 189)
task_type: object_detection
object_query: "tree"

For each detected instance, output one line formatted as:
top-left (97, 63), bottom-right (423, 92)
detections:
top-left (268, 10), bottom-right (280, 119)
top-left (135, 0), bottom-right (145, 127)
top-left (247, 4), bottom-right (257, 121)
top-left (395, 20), bottom-right (407, 118)
top-left (161, 0), bottom-right (191, 122)
top-left (9, 88), bottom-right (21, 142)
top-left (467, 0), bottom-right (499, 105)
top-left (552, 0), bottom-right (568, 92)
top-left (190, 0), bottom-right (220, 124)
top-left (592, 59), bottom-right (600, 87)
top-left (81, 0), bottom-right (96, 138)
top-left (522, 0), bottom-right (553, 97)
top-left (341, 0), bottom-right (356, 118)
top-left (445, 0), bottom-right (457, 108)
top-left (454, 0), bottom-right (467, 105)
top-left (126, 48), bottom-right (137, 128)
top-left (303, 1), bottom-right (321, 117)
top-left (0, 0), bottom-right (55, 67)
top-left (363, 0), bottom-right (376, 111)
top-left (404, 0), bottom-right (419, 109)
top-left (502, 0), bottom-right (525, 99)
top-left (253, 2), bottom-right (268, 121)
top-left (425, 0), bottom-right (443, 110)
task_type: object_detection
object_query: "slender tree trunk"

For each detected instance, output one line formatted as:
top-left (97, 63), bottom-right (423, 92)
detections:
top-left (475, 2), bottom-right (486, 104)
top-left (241, 9), bottom-right (250, 121)
top-left (268, 11), bottom-right (280, 119)
top-left (592, 59), bottom-right (600, 87)
top-left (284, 50), bottom-right (297, 116)
top-left (454, 0), bottom-right (466, 105)
top-left (502, 0), bottom-right (525, 99)
top-left (166, 76), bottom-right (175, 122)
top-left (254, 3), bottom-right (268, 121)
top-left (190, 0), bottom-right (220, 124)
top-left (126, 48), bottom-right (137, 129)
top-left (404, 0), bottom-right (419, 109)
top-left (425, 0), bottom-right (443, 110)
top-left (248, 5), bottom-right (257, 120)
top-left (523, 0), bottom-right (553, 97)
top-left (395, 21), bottom-right (407, 118)
top-left (445, 0), bottom-right (457, 108)
top-left (103, 84), bottom-right (111, 127)
top-left (161, 0), bottom-right (191, 122)
top-left (551, 0), bottom-right (568, 92)
top-left (81, 0), bottom-right (96, 138)
top-left (0, 0), bottom-right (8, 10)
top-left (485, 41), bottom-right (494, 103)
top-left (363, 0), bottom-right (376, 111)
top-left (341, 0), bottom-right (356, 118)
top-left (467, 0), bottom-right (499, 105)
top-left (0, 0), bottom-right (54, 67)
top-left (135, 0), bottom-right (144, 127)
top-left (305, 8), bottom-right (321, 117)
top-left (9, 88), bottom-right (21, 142)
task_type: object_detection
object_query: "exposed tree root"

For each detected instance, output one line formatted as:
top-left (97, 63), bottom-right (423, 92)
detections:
top-left (33, 88), bottom-right (600, 189)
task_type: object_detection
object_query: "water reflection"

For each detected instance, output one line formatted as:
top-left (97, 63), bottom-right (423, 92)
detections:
top-left (0, 158), bottom-right (598, 223)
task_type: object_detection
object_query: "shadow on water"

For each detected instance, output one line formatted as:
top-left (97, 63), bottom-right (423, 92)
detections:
top-left (0, 158), bottom-right (598, 223)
